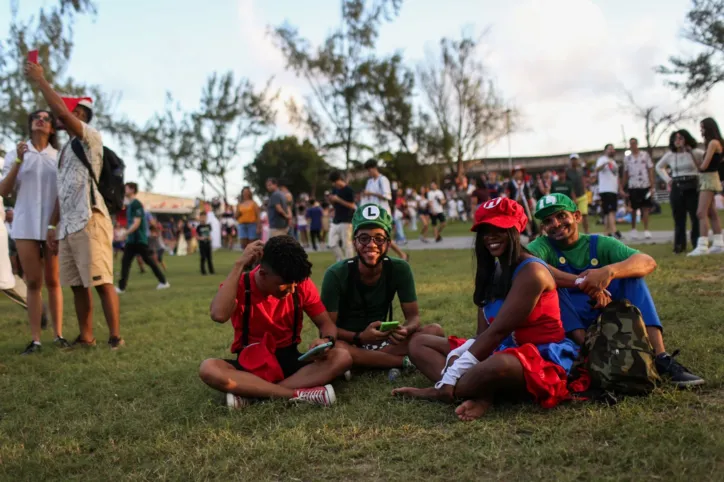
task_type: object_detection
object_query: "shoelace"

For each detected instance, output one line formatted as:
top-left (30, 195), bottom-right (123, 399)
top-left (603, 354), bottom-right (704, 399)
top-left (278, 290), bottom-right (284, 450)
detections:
top-left (297, 388), bottom-right (327, 405)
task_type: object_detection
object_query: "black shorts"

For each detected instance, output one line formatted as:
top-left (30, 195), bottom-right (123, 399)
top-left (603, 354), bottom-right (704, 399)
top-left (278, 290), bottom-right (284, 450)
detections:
top-left (628, 188), bottom-right (652, 210)
top-left (600, 193), bottom-right (618, 215)
top-left (431, 213), bottom-right (446, 226)
top-left (225, 344), bottom-right (308, 379)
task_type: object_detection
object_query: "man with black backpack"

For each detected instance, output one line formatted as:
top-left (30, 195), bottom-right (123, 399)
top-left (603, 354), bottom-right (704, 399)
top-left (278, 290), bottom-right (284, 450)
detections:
top-left (25, 61), bottom-right (123, 349)
top-left (527, 193), bottom-right (704, 388)
top-left (321, 204), bottom-right (443, 373)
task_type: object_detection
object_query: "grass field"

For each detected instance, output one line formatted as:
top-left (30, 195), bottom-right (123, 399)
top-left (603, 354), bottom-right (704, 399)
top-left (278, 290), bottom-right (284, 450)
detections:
top-left (419, 203), bottom-right (675, 238)
top-left (1, 244), bottom-right (723, 481)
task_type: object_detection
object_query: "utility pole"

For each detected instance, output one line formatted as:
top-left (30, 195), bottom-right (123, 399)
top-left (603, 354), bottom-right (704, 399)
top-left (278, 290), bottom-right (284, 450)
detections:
top-left (506, 109), bottom-right (512, 174)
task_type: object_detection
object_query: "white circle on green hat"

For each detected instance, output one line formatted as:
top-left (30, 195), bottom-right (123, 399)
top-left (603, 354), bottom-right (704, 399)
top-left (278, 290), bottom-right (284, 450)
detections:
top-left (362, 205), bottom-right (381, 220)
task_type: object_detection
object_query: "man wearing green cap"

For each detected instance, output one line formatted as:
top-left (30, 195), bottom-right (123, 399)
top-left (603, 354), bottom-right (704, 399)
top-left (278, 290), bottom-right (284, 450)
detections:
top-left (527, 193), bottom-right (704, 387)
top-left (321, 204), bottom-right (443, 372)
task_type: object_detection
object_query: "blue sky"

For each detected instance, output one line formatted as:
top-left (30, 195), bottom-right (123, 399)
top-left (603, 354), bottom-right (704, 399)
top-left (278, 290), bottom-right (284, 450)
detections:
top-left (3, 0), bottom-right (722, 198)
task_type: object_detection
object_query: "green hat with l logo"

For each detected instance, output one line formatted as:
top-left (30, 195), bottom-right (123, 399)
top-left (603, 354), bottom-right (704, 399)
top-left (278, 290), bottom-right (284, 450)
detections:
top-left (534, 193), bottom-right (578, 220)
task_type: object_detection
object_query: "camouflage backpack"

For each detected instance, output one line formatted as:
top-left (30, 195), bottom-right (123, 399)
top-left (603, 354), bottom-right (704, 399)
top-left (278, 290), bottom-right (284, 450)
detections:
top-left (569, 299), bottom-right (660, 397)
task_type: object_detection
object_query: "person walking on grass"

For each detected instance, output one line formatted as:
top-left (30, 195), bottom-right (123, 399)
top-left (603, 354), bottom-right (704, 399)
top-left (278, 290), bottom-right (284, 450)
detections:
top-left (623, 138), bottom-right (655, 240)
top-left (566, 154), bottom-right (589, 234)
top-left (198, 236), bottom-right (352, 409)
top-left (197, 210), bottom-right (215, 275)
top-left (306, 199), bottom-right (324, 251)
top-left (0, 109), bottom-right (69, 354)
top-left (392, 198), bottom-right (578, 421)
top-left (266, 178), bottom-right (290, 239)
top-left (236, 186), bottom-right (261, 249)
top-left (360, 159), bottom-right (408, 261)
top-left (427, 181), bottom-right (447, 242)
top-left (689, 117), bottom-right (724, 256)
top-left (595, 144), bottom-right (622, 239)
top-left (327, 172), bottom-right (356, 261)
top-left (25, 61), bottom-right (123, 349)
top-left (116, 182), bottom-right (170, 294)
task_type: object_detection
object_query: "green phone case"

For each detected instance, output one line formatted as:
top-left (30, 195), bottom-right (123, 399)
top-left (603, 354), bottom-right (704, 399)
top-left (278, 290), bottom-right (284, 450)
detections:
top-left (379, 321), bottom-right (400, 332)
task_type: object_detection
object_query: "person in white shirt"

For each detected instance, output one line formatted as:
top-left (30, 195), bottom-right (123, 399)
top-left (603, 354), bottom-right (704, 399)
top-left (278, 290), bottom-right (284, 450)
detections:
top-left (427, 182), bottom-right (447, 242)
top-left (361, 159), bottom-right (408, 260)
top-left (0, 109), bottom-right (68, 354)
top-left (595, 144), bottom-right (622, 239)
top-left (623, 138), bottom-right (655, 239)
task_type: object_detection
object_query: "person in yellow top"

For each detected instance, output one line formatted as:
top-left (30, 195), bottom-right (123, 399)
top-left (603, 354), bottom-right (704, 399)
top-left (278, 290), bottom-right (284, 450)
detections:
top-left (236, 187), bottom-right (262, 249)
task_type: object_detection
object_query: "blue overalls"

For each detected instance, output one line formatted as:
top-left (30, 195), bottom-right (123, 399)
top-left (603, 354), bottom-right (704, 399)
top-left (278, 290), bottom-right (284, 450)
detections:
top-left (549, 235), bottom-right (662, 334)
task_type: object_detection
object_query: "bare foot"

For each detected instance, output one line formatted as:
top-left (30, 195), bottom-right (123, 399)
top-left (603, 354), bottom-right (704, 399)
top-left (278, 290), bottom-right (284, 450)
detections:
top-left (393, 386), bottom-right (448, 401)
top-left (455, 399), bottom-right (492, 422)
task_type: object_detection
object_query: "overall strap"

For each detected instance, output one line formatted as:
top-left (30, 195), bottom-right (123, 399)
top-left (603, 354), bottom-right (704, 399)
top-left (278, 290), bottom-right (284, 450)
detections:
top-left (589, 235), bottom-right (600, 267)
top-left (241, 272), bottom-right (252, 348)
top-left (545, 236), bottom-right (568, 268)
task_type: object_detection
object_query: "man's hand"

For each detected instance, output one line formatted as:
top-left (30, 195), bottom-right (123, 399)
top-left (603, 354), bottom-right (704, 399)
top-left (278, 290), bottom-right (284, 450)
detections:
top-left (328, 194), bottom-right (340, 203)
top-left (591, 290), bottom-right (612, 309)
top-left (360, 321), bottom-right (388, 345)
top-left (237, 240), bottom-right (264, 268)
top-left (306, 338), bottom-right (333, 361)
top-left (46, 228), bottom-right (58, 255)
top-left (16, 142), bottom-right (28, 162)
top-left (23, 61), bottom-right (45, 84)
top-left (578, 267), bottom-right (614, 293)
top-left (387, 326), bottom-right (409, 345)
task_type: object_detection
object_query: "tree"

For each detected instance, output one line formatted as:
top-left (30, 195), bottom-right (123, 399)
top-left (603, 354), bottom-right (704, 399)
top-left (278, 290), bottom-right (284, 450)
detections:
top-left (622, 89), bottom-right (701, 154)
top-left (0, 0), bottom-right (164, 184)
top-left (271, 0), bottom-right (402, 172)
top-left (418, 31), bottom-right (515, 177)
top-left (658, 0), bottom-right (724, 96)
top-left (244, 136), bottom-right (332, 198)
top-left (161, 72), bottom-right (277, 201)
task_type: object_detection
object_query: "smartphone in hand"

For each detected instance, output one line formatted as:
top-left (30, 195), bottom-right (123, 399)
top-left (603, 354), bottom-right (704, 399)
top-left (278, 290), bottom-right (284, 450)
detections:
top-left (28, 50), bottom-right (39, 64)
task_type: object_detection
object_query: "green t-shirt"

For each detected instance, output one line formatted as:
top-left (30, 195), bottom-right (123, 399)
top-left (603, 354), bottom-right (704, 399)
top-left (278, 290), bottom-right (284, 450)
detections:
top-left (527, 234), bottom-right (639, 270)
top-left (551, 180), bottom-right (575, 199)
top-left (126, 199), bottom-right (148, 245)
top-left (321, 258), bottom-right (417, 332)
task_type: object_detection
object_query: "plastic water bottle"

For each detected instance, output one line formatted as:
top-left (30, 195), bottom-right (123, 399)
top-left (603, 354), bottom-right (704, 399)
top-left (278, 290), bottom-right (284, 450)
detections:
top-left (388, 368), bottom-right (402, 383)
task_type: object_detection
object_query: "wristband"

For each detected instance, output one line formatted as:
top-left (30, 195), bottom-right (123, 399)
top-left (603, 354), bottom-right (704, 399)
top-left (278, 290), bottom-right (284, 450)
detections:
top-left (48, 225), bottom-right (57, 231)
top-left (15, 158), bottom-right (23, 165)
top-left (435, 350), bottom-right (480, 389)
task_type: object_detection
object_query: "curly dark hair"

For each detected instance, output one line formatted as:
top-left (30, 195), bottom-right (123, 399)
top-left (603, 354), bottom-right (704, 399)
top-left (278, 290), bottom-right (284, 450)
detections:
top-left (473, 226), bottom-right (527, 306)
top-left (261, 235), bottom-right (312, 283)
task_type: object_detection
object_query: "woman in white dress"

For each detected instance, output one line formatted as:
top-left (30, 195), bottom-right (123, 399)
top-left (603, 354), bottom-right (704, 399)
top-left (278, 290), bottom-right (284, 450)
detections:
top-left (0, 110), bottom-right (67, 354)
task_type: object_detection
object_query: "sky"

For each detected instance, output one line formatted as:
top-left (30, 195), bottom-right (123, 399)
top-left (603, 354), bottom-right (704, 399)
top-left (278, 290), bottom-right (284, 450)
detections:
top-left (3, 0), bottom-right (723, 199)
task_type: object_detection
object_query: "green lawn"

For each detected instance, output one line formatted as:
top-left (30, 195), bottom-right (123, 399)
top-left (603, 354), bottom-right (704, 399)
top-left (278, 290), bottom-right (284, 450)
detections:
top-left (1, 246), bottom-right (722, 481)
top-left (423, 203), bottom-right (675, 238)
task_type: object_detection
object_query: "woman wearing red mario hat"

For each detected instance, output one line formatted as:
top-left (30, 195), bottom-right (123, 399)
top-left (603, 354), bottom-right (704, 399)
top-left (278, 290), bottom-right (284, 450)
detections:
top-left (393, 197), bottom-right (578, 421)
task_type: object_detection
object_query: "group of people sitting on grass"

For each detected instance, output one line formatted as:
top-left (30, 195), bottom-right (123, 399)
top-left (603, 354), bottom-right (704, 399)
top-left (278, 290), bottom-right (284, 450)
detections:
top-left (198, 194), bottom-right (704, 420)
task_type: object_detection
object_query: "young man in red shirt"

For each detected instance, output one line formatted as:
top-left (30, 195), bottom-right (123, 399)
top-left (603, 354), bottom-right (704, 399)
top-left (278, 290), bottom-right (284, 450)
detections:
top-left (199, 236), bottom-right (352, 409)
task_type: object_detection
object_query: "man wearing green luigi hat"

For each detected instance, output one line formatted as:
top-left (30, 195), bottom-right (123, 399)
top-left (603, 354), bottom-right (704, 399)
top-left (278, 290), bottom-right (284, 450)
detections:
top-left (321, 204), bottom-right (443, 372)
top-left (527, 193), bottom-right (704, 387)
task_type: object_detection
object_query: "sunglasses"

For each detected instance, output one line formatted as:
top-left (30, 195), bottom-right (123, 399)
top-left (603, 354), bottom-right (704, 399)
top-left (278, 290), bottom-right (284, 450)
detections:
top-left (354, 234), bottom-right (389, 246)
top-left (31, 114), bottom-right (51, 122)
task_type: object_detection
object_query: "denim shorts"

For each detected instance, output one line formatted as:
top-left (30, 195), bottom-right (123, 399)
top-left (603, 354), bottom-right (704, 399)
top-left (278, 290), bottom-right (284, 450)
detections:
top-left (238, 223), bottom-right (258, 240)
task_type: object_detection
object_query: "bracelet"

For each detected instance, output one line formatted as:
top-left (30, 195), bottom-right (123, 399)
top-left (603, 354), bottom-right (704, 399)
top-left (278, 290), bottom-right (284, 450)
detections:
top-left (15, 158), bottom-right (23, 165)
top-left (47, 225), bottom-right (57, 231)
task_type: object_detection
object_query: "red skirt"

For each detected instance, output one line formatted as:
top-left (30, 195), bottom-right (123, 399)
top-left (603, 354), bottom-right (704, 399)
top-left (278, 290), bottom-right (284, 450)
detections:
top-left (498, 344), bottom-right (569, 409)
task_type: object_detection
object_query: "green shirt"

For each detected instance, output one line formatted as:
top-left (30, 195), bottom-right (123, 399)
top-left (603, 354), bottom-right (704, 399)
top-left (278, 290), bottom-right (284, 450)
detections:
top-left (551, 180), bottom-right (575, 199)
top-left (126, 199), bottom-right (148, 245)
top-left (527, 234), bottom-right (639, 270)
top-left (321, 258), bottom-right (417, 332)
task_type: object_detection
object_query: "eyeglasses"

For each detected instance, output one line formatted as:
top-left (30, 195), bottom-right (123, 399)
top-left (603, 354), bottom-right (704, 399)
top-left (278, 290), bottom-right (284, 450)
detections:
top-left (354, 234), bottom-right (389, 246)
top-left (31, 114), bottom-right (51, 122)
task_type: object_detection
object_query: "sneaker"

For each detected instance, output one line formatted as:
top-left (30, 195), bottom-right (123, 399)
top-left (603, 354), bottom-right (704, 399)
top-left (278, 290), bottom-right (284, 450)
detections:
top-left (709, 245), bottom-right (724, 254)
top-left (115, 286), bottom-right (125, 295)
top-left (71, 335), bottom-right (97, 348)
top-left (21, 341), bottom-right (41, 355)
top-left (226, 393), bottom-right (252, 410)
top-left (435, 235), bottom-right (443, 243)
top-left (629, 229), bottom-right (639, 240)
top-left (291, 384), bottom-right (336, 407)
top-left (614, 231), bottom-right (623, 240)
top-left (419, 236), bottom-right (429, 244)
top-left (687, 245), bottom-right (709, 257)
top-left (108, 336), bottom-right (125, 350)
top-left (53, 337), bottom-right (71, 348)
top-left (644, 230), bottom-right (652, 240)
top-left (656, 350), bottom-right (705, 388)
top-left (156, 282), bottom-right (171, 290)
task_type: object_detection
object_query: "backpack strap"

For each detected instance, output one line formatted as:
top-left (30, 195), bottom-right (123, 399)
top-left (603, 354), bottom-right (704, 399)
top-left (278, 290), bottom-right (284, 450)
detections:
top-left (291, 288), bottom-right (300, 347)
top-left (382, 256), bottom-right (395, 321)
top-left (70, 138), bottom-right (99, 208)
top-left (241, 271), bottom-right (252, 348)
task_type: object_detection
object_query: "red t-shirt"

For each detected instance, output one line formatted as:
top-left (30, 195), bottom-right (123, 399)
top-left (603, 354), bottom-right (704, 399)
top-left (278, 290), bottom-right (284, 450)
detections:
top-left (229, 266), bottom-right (326, 353)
